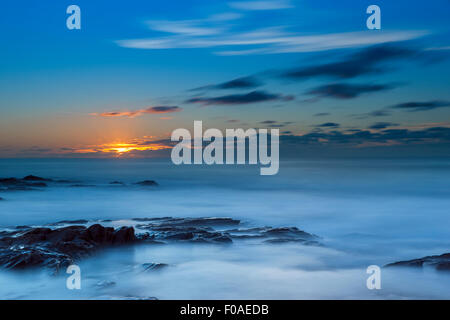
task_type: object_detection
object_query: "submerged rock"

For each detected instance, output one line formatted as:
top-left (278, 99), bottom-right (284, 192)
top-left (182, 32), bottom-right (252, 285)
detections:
top-left (109, 181), bottom-right (125, 185)
top-left (0, 197), bottom-right (4, 201)
top-left (0, 176), bottom-right (49, 191)
top-left (134, 180), bottom-right (158, 187)
top-left (0, 224), bottom-right (136, 272)
top-left (22, 175), bottom-right (52, 182)
top-left (386, 253), bottom-right (450, 271)
top-left (142, 263), bottom-right (169, 272)
top-left (0, 217), bottom-right (321, 273)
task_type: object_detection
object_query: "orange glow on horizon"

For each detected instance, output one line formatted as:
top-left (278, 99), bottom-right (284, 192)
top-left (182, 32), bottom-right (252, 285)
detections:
top-left (71, 141), bottom-right (172, 156)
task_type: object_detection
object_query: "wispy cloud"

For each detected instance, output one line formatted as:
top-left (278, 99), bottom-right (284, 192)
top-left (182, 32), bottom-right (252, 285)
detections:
top-left (91, 106), bottom-right (182, 118)
top-left (306, 83), bottom-right (395, 100)
top-left (282, 44), bottom-right (418, 80)
top-left (228, 0), bottom-right (293, 11)
top-left (116, 6), bottom-right (427, 56)
top-left (186, 90), bottom-right (293, 105)
top-left (389, 100), bottom-right (450, 111)
top-left (369, 122), bottom-right (399, 130)
top-left (316, 122), bottom-right (340, 128)
top-left (190, 76), bottom-right (263, 91)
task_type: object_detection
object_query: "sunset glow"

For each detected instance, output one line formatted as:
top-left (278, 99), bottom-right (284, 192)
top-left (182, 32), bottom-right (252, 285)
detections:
top-left (71, 142), bottom-right (172, 156)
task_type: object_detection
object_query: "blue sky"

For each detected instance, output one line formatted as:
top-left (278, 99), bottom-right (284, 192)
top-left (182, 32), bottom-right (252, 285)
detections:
top-left (0, 0), bottom-right (449, 157)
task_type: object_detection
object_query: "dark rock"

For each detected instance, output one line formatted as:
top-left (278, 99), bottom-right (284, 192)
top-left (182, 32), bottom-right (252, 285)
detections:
top-left (113, 226), bottom-right (136, 244)
top-left (0, 224), bottom-right (137, 271)
top-left (0, 197), bottom-right (4, 201)
top-left (142, 263), bottom-right (168, 272)
top-left (0, 216), bottom-right (320, 272)
top-left (23, 175), bottom-right (51, 182)
top-left (262, 227), bottom-right (316, 240)
top-left (0, 178), bottom-right (22, 186)
top-left (56, 180), bottom-right (77, 183)
top-left (134, 180), bottom-right (158, 187)
top-left (109, 181), bottom-right (125, 185)
top-left (27, 182), bottom-right (47, 187)
top-left (0, 177), bottom-right (48, 190)
top-left (386, 253), bottom-right (450, 272)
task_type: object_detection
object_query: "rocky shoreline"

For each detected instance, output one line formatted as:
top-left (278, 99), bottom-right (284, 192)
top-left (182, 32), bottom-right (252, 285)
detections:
top-left (1, 175), bottom-right (448, 277)
top-left (386, 253), bottom-right (450, 271)
top-left (0, 216), bottom-right (321, 273)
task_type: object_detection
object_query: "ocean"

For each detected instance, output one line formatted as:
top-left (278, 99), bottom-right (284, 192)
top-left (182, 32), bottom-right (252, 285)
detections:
top-left (0, 158), bottom-right (449, 299)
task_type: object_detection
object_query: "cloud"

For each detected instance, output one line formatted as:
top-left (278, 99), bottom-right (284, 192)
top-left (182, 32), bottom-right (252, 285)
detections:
top-left (186, 90), bottom-right (293, 105)
top-left (282, 44), bottom-right (417, 80)
top-left (93, 106), bottom-right (182, 118)
top-left (314, 112), bottom-right (330, 117)
top-left (369, 122), bottom-right (399, 129)
top-left (228, 0), bottom-right (293, 11)
top-left (260, 120), bottom-right (277, 124)
top-left (191, 76), bottom-right (263, 91)
top-left (316, 122), bottom-right (340, 128)
top-left (117, 12), bottom-right (426, 56)
top-left (353, 109), bottom-right (392, 119)
top-left (306, 83), bottom-right (395, 100)
top-left (281, 126), bottom-right (450, 148)
top-left (389, 100), bottom-right (450, 112)
top-left (259, 120), bottom-right (293, 127)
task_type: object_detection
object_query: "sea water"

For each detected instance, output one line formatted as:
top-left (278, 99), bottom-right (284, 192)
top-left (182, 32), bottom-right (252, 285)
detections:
top-left (0, 158), bottom-right (448, 299)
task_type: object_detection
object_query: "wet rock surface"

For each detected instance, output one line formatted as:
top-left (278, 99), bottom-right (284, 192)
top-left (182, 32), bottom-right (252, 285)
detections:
top-left (386, 253), bottom-right (450, 271)
top-left (0, 217), bottom-right (321, 272)
top-left (0, 224), bottom-right (136, 272)
top-left (0, 175), bottom-right (159, 192)
top-left (142, 262), bottom-right (169, 272)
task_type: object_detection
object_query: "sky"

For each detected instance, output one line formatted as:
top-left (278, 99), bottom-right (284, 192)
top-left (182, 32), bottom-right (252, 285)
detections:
top-left (0, 0), bottom-right (449, 158)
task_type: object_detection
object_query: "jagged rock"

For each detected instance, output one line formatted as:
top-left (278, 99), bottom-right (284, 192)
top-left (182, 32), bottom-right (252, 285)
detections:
top-left (386, 253), bottom-right (450, 271)
top-left (0, 217), bottom-right (321, 273)
top-left (0, 224), bottom-right (136, 271)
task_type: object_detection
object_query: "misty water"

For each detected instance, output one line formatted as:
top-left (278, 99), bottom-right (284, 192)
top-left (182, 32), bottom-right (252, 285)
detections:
top-left (0, 158), bottom-right (449, 299)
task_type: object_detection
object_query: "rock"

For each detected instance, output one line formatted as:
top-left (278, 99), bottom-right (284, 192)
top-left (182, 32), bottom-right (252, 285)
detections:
top-left (109, 181), bottom-right (125, 185)
top-left (95, 280), bottom-right (116, 289)
top-left (142, 263), bottom-right (168, 272)
top-left (386, 253), bottom-right (450, 272)
top-left (27, 182), bottom-right (47, 187)
top-left (134, 180), bottom-right (158, 187)
top-left (0, 178), bottom-right (22, 186)
top-left (113, 226), bottom-right (136, 244)
top-left (0, 176), bottom-right (48, 190)
top-left (0, 217), bottom-right (321, 272)
top-left (0, 224), bottom-right (137, 271)
top-left (0, 197), bottom-right (4, 201)
top-left (22, 175), bottom-right (51, 182)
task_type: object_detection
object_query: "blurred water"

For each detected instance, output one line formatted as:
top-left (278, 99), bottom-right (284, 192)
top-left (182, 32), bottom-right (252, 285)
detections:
top-left (0, 158), bottom-right (449, 299)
